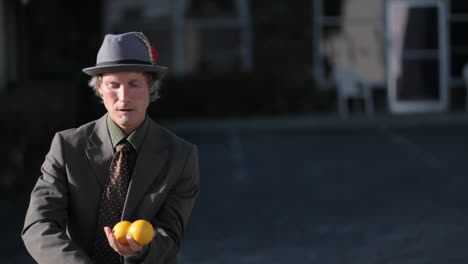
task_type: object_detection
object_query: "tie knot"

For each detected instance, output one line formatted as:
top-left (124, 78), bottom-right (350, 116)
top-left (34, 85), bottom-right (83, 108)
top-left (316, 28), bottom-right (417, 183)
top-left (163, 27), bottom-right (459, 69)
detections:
top-left (115, 140), bottom-right (133, 153)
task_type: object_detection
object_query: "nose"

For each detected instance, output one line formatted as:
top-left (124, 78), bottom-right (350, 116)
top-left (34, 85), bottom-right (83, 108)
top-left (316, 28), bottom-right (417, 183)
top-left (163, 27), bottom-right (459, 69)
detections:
top-left (118, 85), bottom-right (131, 102)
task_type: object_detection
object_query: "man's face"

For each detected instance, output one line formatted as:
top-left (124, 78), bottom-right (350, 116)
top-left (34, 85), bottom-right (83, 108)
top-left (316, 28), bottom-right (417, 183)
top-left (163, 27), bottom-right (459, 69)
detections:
top-left (98, 72), bottom-right (150, 134)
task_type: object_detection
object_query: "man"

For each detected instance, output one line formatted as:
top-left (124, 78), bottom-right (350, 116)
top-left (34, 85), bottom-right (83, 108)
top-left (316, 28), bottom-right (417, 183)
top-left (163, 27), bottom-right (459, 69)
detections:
top-left (22, 32), bottom-right (199, 264)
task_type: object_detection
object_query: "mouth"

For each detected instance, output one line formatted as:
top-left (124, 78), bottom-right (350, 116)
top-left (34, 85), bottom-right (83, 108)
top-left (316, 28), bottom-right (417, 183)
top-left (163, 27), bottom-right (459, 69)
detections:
top-left (117, 109), bottom-right (133, 113)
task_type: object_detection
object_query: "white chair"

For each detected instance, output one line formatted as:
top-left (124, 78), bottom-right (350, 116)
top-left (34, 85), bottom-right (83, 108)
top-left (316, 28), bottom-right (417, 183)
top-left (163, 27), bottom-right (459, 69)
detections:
top-left (333, 66), bottom-right (374, 117)
top-left (462, 63), bottom-right (468, 111)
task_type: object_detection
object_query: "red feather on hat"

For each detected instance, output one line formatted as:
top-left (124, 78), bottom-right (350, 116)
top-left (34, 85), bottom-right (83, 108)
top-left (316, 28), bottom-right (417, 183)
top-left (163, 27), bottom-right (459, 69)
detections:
top-left (150, 45), bottom-right (158, 63)
top-left (135, 32), bottom-right (158, 64)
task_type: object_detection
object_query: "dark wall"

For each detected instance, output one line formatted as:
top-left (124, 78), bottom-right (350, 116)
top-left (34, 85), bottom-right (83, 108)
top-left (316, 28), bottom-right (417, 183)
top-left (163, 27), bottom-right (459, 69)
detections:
top-left (251, 0), bottom-right (313, 74)
top-left (18, 0), bottom-right (102, 80)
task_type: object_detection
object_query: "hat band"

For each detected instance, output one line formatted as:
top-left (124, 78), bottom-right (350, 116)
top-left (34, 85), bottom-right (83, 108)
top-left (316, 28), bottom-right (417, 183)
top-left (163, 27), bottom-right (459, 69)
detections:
top-left (96, 59), bottom-right (153, 66)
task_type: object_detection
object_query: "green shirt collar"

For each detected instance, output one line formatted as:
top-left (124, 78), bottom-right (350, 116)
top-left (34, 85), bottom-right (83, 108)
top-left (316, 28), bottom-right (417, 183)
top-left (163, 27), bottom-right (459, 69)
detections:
top-left (107, 114), bottom-right (149, 152)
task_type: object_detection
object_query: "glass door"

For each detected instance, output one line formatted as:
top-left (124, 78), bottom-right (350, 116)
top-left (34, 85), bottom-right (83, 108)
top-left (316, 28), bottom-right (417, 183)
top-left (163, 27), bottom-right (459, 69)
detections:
top-left (386, 0), bottom-right (449, 113)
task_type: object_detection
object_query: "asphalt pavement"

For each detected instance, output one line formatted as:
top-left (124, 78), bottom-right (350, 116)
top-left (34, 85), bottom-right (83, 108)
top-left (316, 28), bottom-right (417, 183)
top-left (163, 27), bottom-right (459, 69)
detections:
top-left (4, 113), bottom-right (468, 263)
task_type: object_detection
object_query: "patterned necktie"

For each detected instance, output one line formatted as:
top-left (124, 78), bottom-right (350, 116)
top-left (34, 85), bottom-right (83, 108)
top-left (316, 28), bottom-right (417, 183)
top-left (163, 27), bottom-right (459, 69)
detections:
top-left (92, 140), bottom-right (134, 263)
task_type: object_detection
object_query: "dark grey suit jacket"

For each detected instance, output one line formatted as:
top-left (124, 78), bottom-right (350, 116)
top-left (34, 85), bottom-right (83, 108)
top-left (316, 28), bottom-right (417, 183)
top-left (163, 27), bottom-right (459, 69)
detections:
top-left (22, 114), bottom-right (199, 264)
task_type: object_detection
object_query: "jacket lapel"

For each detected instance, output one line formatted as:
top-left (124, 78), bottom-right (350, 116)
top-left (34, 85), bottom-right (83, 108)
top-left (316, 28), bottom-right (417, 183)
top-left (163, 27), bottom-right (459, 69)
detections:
top-left (85, 114), bottom-right (114, 187)
top-left (122, 119), bottom-right (168, 220)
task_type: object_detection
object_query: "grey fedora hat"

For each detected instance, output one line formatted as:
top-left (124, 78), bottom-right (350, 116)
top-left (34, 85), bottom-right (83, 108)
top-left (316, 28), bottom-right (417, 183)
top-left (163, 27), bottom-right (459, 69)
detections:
top-left (82, 32), bottom-right (168, 77)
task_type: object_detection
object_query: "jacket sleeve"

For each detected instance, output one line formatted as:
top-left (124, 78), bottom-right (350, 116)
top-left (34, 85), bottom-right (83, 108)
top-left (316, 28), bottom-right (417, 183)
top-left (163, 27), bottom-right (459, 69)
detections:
top-left (21, 132), bottom-right (93, 264)
top-left (125, 145), bottom-right (200, 264)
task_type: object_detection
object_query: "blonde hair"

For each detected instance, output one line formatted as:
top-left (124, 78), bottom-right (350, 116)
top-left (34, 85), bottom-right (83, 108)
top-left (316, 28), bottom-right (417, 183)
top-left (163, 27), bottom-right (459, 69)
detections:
top-left (88, 72), bottom-right (161, 102)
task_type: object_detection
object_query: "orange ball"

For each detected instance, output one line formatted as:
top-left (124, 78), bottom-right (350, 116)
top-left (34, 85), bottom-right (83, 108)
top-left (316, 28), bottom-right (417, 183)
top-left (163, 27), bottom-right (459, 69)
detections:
top-left (128, 220), bottom-right (154, 246)
top-left (112, 221), bottom-right (132, 245)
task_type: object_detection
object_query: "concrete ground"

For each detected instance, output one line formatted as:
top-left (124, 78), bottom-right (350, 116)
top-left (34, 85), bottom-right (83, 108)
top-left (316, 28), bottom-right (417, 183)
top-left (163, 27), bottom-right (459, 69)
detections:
top-left (4, 113), bottom-right (468, 263)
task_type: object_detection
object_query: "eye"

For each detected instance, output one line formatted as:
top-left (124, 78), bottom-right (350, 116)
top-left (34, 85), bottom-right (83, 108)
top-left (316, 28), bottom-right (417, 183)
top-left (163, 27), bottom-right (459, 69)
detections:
top-left (106, 82), bottom-right (120, 89)
top-left (129, 82), bottom-right (141, 88)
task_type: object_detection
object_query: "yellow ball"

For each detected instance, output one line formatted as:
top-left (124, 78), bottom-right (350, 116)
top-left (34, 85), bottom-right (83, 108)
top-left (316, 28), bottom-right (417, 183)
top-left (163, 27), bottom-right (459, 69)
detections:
top-left (112, 221), bottom-right (132, 245)
top-left (128, 220), bottom-right (154, 245)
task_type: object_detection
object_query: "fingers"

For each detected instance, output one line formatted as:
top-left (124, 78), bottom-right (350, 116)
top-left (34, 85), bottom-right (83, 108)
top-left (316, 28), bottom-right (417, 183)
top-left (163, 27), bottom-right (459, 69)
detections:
top-left (126, 234), bottom-right (143, 252)
top-left (104, 226), bottom-right (116, 246)
top-left (103, 227), bottom-right (142, 256)
top-left (104, 227), bottom-right (120, 253)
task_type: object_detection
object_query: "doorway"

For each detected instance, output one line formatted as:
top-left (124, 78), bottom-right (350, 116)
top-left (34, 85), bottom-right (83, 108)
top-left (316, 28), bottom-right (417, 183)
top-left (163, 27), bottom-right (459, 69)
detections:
top-left (385, 0), bottom-right (449, 113)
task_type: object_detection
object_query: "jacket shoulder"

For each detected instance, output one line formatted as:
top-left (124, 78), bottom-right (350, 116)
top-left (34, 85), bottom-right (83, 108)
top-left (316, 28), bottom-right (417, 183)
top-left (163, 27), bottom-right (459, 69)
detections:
top-left (56, 119), bottom-right (100, 145)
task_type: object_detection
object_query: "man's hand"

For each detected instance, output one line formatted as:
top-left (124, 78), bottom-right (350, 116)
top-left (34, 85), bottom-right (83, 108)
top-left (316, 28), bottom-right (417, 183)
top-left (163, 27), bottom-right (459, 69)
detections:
top-left (104, 227), bottom-right (143, 256)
